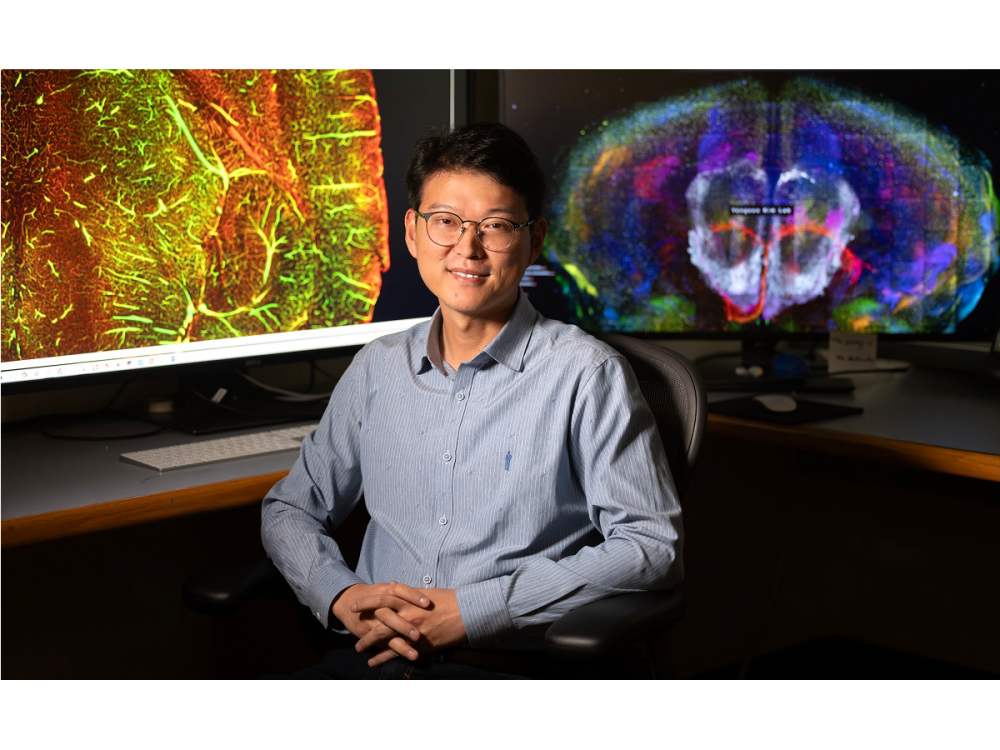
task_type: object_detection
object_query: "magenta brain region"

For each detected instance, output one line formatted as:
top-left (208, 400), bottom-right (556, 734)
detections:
top-left (549, 77), bottom-right (999, 334)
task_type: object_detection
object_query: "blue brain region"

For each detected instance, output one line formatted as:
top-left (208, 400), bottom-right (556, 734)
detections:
top-left (548, 78), bottom-right (999, 334)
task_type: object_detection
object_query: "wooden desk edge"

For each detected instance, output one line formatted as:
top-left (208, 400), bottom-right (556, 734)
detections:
top-left (2, 470), bottom-right (289, 549)
top-left (5, 420), bottom-right (999, 548)
top-left (707, 414), bottom-right (1000, 483)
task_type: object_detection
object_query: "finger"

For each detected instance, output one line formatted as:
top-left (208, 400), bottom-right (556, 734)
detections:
top-left (350, 583), bottom-right (430, 614)
top-left (388, 581), bottom-right (431, 607)
top-left (350, 610), bottom-right (377, 638)
top-left (349, 594), bottom-right (424, 615)
top-left (355, 619), bottom-right (420, 657)
top-left (354, 621), bottom-right (394, 653)
top-left (367, 648), bottom-right (398, 668)
top-left (355, 626), bottom-right (388, 652)
top-left (372, 608), bottom-right (421, 642)
top-left (389, 635), bottom-right (419, 661)
top-left (366, 650), bottom-right (394, 668)
top-left (366, 637), bottom-right (419, 668)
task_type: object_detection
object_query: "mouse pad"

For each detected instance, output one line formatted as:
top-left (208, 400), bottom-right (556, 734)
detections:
top-left (708, 396), bottom-right (864, 425)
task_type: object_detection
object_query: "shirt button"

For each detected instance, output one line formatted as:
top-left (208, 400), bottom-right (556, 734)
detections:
top-left (456, 392), bottom-right (465, 401)
top-left (438, 516), bottom-right (448, 525)
top-left (422, 575), bottom-right (432, 584)
top-left (443, 452), bottom-right (452, 462)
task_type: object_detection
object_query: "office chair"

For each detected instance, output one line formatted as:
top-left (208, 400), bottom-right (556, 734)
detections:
top-left (183, 334), bottom-right (707, 678)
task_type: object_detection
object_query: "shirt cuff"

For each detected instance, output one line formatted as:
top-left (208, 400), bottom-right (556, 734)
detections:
top-left (455, 578), bottom-right (515, 647)
top-left (308, 563), bottom-right (364, 629)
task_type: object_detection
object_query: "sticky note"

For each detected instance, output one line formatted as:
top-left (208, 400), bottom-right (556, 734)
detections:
top-left (828, 332), bottom-right (877, 373)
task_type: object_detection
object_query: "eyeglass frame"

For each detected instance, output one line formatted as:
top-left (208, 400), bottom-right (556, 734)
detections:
top-left (414, 210), bottom-right (536, 253)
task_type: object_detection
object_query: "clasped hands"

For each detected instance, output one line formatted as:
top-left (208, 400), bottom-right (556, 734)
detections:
top-left (331, 581), bottom-right (467, 668)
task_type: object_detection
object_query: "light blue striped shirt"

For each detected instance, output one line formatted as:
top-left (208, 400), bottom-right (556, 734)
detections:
top-left (261, 294), bottom-right (683, 649)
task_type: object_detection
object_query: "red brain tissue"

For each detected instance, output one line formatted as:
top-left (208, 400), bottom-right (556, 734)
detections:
top-left (1, 69), bottom-right (390, 362)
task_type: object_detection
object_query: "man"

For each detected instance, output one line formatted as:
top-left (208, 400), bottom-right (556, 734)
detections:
top-left (261, 122), bottom-right (683, 678)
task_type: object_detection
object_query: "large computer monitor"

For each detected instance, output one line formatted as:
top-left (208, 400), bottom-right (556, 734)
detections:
top-left (1, 69), bottom-right (455, 423)
top-left (502, 70), bottom-right (1000, 367)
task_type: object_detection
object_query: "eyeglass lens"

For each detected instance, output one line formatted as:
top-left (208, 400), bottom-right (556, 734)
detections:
top-left (424, 213), bottom-right (515, 252)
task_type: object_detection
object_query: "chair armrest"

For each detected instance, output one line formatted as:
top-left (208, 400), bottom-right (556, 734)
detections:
top-left (182, 557), bottom-right (290, 616)
top-left (544, 589), bottom-right (685, 660)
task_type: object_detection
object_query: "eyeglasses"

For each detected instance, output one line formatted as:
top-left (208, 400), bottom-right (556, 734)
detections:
top-left (415, 210), bottom-right (535, 253)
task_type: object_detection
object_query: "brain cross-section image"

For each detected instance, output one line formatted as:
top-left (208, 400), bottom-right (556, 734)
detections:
top-left (1, 69), bottom-right (389, 362)
top-left (549, 77), bottom-right (998, 334)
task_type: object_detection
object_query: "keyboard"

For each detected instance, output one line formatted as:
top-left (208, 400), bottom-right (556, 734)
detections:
top-left (120, 423), bottom-right (318, 472)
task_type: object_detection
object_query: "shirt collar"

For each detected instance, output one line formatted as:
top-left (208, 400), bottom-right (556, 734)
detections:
top-left (420, 292), bottom-right (538, 375)
top-left (421, 313), bottom-right (446, 374)
top-left (483, 292), bottom-right (537, 372)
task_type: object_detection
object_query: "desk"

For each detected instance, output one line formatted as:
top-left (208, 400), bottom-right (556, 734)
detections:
top-left (707, 366), bottom-right (1000, 483)
top-left (3, 365), bottom-right (998, 548)
top-left (1, 420), bottom-right (306, 548)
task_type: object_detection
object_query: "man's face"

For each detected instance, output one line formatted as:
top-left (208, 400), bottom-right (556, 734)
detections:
top-left (405, 170), bottom-right (545, 326)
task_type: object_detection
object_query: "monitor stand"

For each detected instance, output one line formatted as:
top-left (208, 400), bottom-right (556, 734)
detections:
top-left (124, 373), bottom-right (328, 435)
top-left (699, 340), bottom-right (856, 393)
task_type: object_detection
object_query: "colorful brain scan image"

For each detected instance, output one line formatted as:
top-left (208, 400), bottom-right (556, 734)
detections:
top-left (547, 77), bottom-right (999, 334)
top-left (1, 69), bottom-right (389, 362)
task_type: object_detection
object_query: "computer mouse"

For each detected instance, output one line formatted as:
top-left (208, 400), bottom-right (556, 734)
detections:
top-left (752, 393), bottom-right (798, 413)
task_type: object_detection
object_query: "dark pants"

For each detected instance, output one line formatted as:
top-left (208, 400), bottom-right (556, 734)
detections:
top-left (274, 646), bottom-right (532, 679)
top-left (266, 632), bottom-right (650, 679)
top-left (266, 631), bottom-right (586, 679)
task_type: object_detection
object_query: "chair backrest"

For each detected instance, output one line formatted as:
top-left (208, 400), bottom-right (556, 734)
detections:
top-left (594, 333), bottom-right (707, 496)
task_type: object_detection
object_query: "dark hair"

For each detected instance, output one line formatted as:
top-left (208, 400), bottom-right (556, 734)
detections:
top-left (405, 122), bottom-right (547, 220)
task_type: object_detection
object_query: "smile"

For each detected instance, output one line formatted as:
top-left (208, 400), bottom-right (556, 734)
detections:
top-left (450, 270), bottom-right (488, 279)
